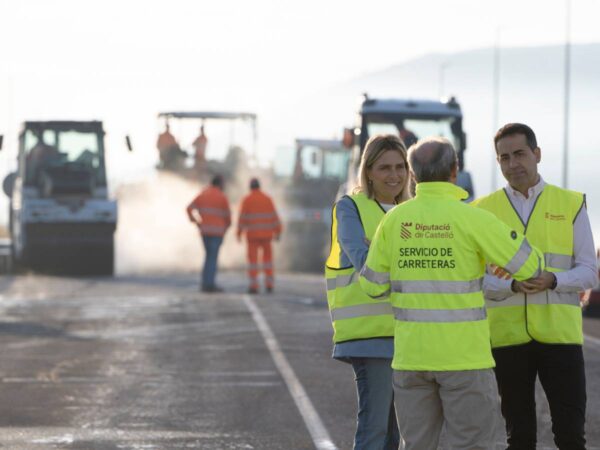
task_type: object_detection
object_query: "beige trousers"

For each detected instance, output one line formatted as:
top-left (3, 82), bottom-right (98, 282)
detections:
top-left (393, 369), bottom-right (499, 450)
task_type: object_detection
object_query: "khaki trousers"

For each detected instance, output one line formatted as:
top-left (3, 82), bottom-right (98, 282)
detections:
top-left (393, 369), bottom-right (499, 450)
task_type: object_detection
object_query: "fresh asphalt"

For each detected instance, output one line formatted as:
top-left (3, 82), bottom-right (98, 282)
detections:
top-left (0, 271), bottom-right (598, 449)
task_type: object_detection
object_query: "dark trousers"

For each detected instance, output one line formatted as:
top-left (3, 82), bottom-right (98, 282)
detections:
top-left (201, 235), bottom-right (223, 289)
top-left (493, 341), bottom-right (586, 450)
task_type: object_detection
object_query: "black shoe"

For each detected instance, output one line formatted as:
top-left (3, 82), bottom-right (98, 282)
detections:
top-left (266, 286), bottom-right (273, 294)
top-left (248, 287), bottom-right (258, 294)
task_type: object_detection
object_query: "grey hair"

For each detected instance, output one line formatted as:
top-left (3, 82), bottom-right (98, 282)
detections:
top-left (408, 136), bottom-right (458, 183)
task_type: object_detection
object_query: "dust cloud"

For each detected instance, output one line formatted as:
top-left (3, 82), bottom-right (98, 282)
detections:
top-left (115, 171), bottom-right (248, 275)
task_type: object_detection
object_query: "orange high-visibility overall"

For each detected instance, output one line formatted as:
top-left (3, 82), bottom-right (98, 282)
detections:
top-left (237, 189), bottom-right (282, 290)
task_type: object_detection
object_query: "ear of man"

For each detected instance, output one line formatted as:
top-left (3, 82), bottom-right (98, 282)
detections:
top-left (449, 163), bottom-right (458, 184)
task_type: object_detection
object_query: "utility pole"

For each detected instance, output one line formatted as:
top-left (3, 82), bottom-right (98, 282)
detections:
top-left (562, 0), bottom-right (571, 188)
top-left (491, 27), bottom-right (502, 193)
top-left (438, 61), bottom-right (450, 98)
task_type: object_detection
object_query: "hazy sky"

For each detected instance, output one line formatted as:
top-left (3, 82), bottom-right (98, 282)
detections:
top-left (1, 0), bottom-right (600, 181)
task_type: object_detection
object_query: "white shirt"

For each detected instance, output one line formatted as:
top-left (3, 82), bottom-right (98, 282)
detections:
top-left (483, 177), bottom-right (598, 300)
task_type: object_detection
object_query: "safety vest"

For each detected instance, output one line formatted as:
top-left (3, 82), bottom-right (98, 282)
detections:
top-left (237, 189), bottom-right (282, 240)
top-left (187, 186), bottom-right (231, 237)
top-left (360, 182), bottom-right (543, 371)
top-left (325, 193), bottom-right (394, 343)
top-left (473, 184), bottom-right (585, 347)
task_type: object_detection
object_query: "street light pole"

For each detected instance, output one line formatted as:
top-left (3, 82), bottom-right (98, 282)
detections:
top-left (491, 27), bottom-right (502, 192)
top-left (438, 61), bottom-right (450, 98)
top-left (562, 0), bottom-right (571, 189)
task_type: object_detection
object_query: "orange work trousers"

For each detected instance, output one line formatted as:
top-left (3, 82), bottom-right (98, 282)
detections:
top-left (247, 238), bottom-right (274, 289)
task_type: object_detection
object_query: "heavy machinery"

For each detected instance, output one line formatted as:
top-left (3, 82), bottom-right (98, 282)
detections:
top-left (274, 138), bottom-right (350, 272)
top-left (155, 111), bottom-right (257, 188)
top-left (347, 94), bottom-right (474, 200)
top-left (1, 121), bottom-right (121, 274)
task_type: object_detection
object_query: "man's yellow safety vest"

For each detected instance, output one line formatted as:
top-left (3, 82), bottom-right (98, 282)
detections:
top-left (325, 192), bottom-right (394, 343)
top-left (360, 183), bottom-right (543, 371)
top-left (473, 184), bottom-right (585, 347)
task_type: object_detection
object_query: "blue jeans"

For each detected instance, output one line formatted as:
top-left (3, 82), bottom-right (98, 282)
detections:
top-left (201, 235), bottom-right (223, 289)
top-left (351, 357), bottom-right (400, 450)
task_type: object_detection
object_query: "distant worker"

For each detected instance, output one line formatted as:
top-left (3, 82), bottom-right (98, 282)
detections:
top-left (473, 123), bottom-right (598, 449)
top-left (325, 134), bottom-right (411, 449)
top-left (27, 130), bottom-right (60, 180)
top-left (186, 175), bottom-right (231, 293)
top-left (192, 124), bottom-right (208, 169)
top-left (237, 178), bottom-right (282, 294)
top-left (399, 126), bottom-right (418, 148)
top-left (360, 136), bottom-right (544, 449)
top-left (156, 123), bottom-right (182, 168)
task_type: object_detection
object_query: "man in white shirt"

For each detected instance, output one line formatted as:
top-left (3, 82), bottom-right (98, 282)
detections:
top-left (472, 123), bottom-right (598, 450)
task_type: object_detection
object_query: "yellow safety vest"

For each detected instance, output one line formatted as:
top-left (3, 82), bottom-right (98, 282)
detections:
top-left (473, 184), bottom-right (585, 347)
top-left (360, 182), bottom-right (543, 371)
top-left (325, 192), bottom-right (394, 343)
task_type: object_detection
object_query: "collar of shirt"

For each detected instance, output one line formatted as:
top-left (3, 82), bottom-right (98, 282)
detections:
top-left (506, 176), bottom-right (545, 201)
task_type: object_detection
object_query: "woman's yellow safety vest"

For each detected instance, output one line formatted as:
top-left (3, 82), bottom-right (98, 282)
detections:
top-left (325, 193), bottom-right (394, 343)
top-left (473, 185), bottom-right (585, 347)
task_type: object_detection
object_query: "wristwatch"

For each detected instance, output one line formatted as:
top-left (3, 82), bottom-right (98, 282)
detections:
top-left (550, 273), bottom-right (558, 290)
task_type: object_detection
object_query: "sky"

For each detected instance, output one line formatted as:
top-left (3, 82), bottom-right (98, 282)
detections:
top-left (0, 0), bottom-right (600, 187)
top-left (1, 0), bottom-right (599, 270)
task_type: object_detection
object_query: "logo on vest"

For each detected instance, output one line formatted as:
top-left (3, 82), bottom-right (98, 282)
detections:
top-left (414, 223), bottom-right (454, 239)
top-left (400, 222), bottom-right (413, 240)
top-left (545, 212), bottom-right (566, 221)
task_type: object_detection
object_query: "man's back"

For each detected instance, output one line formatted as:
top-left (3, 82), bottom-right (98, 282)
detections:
top-left (188, 186), bottom-right (230, 236)
top-left (362, 182), bottom-right (543, 371)
top-left (239, 189), bottom-right (281, 240)
top-left (157, 131), bottom-right (177, 150)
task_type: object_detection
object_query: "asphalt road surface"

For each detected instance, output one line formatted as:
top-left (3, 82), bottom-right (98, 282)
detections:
top-left (0, 271), bottom-right (598, 449)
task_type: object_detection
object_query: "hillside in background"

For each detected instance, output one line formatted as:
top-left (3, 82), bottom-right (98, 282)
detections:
top-left (274, 43), bottom-right (600, 197)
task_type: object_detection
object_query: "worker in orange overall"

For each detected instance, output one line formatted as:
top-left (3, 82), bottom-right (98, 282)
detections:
top-left (237, 178), bottom-right (282, 294)
top-left (192, 124), bottom-right (208, 169)
top-left (187, 174), bottom-right (231, 293)
top-left (156, 123), bottom-right (181, 167)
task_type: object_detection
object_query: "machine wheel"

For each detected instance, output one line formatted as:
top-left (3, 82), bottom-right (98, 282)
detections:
top-left (92, 241), bottom-right (114, 276)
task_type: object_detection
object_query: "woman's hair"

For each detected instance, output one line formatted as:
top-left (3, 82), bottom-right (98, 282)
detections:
top-left (352, 134), bottom-right (411, 203)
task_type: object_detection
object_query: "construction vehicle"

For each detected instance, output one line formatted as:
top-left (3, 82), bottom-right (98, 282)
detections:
top-left (1, 121), bottom-right (123, 274)
top-left (274, 138), bottom-right (350, 271)
top-left (156, 111), bottom-right (257, 188)
top-left (347, 94), bottom-right (474, 200)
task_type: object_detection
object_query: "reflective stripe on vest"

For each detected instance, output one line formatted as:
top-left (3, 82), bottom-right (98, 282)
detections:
top-left (486, 290), bottom-right (580, 308)
top-left (545, 252), bottom-right (574, 270)
top-left (331, 302), bottom-right (393, 321)
top-left (240, 212), bottom-right (279, 220)
top-left (393, 306), bottom-right (486, 322)
top-left (474, 185), bottom-right (584, 346)
top-left (390, 278), bottom-right (483, 294)
top-left (197, 207), bottom-right (230, 217)
top-left (505, 239), bottom-right (533, 274)
top-left (326, 271), bottom-right (357, 291)
top-left (360, 266), bottom-right (390, 285)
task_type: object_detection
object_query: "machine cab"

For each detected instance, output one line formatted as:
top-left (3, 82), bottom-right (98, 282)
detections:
top-left (349, 95), bottom-right (473, 200)
top-left (19, 121), bottom-right (107, 197)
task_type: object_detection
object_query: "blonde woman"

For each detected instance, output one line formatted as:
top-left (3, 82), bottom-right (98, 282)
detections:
top-left (325, 134), bottom-right (411, 449)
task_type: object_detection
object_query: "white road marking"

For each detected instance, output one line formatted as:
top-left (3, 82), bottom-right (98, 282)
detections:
top-left (242, 294), bottom-right (338, 450)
